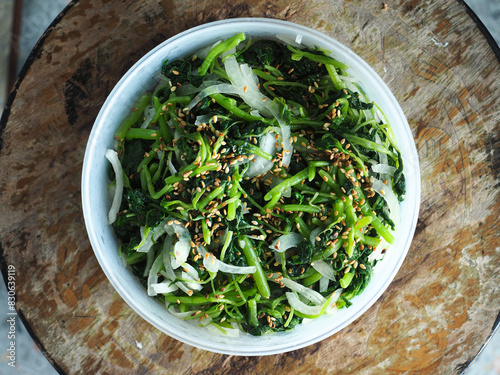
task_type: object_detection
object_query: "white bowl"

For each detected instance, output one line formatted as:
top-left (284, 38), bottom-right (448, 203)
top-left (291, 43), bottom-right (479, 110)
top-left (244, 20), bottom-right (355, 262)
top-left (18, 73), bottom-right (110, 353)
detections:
top-left (81, 18), bottom-right (420, 355)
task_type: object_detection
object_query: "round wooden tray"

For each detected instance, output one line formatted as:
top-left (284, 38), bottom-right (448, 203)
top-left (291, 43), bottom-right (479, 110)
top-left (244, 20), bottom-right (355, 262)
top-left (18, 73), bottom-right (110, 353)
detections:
top-left (1, 0), bottom-right (499, 373)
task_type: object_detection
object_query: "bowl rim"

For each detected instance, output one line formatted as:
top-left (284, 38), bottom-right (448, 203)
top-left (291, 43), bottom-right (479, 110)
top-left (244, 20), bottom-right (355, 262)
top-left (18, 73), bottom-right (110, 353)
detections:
top-left (81, 17), bottom-right (421, 355)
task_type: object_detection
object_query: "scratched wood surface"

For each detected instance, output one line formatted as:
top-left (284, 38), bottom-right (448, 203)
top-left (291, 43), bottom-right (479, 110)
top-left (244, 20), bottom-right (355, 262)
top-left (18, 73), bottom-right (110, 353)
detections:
top-left (0, 0), bottom-right (499, 373)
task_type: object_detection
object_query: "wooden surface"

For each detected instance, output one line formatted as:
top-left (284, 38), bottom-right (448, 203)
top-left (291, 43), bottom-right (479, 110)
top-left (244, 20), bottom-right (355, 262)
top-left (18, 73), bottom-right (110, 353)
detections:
top-left (1, 0), bottom-right (499, 373)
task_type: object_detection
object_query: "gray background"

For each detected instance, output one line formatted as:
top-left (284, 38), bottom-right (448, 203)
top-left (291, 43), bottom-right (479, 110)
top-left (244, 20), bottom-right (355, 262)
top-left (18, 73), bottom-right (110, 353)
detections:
top-left (0, 0), bottom-right (499, 373)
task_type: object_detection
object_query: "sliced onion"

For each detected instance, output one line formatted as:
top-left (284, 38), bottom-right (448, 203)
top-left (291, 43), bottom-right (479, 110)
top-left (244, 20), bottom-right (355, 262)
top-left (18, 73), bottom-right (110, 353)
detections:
top-left (198, 246), bottom-right (256, 274)
top-left (268, 233), bottom-right (303, 253)
top-left (309, 227), bottom-right (322, 246)
top-left (368, 238), bottom-right (390, 263)
top-left (105, 149), bottom-right (124, 225)
top-left (175, 279), bottom-right (200, 295)
top-left (325, 288), bottom-right (343, 314)
top-left (176, 80), bottom-right (223, 96)
top-left (198, 315), bottom-right (213, 327)
top-left (167, 305), bottom-right (193, 319)
top-left (143, 248), bottom-right (155, 277)
top-left (276, 34), bottom-right (304, 48)
top-left (187, 83), bottom-right (238, 111)
top-left (181, 262), bottom-right (199, 281)
top-left (338, 74), bottom-right (358, 83)
top-left (245, 132), bottom-right (276, 178)
top-left (223, 56), bottom-right (293, 167)
top-left (161, 239), bottom-right (176, 281)
top-left (140, 104), bottom-right (156, 128)
top-left (167, 153), bottom-right (177, 175)
top-left (286, 292), bottom-right (323, 316)
top-left (279, 277), bottom-right (326, 305)
top-left (217, 262), bottom-right (256, 274)
top-left (151, 281), bottom-right (178, 294)
top-left (312, 259), bottom-right (336, 281)
top-left (370, 177), bottom-right (400, 226)
top-left (147, 253), bottom-right (164, 296)
top-left (375, 133), bottom-right (388, 166)
top-left (179, 271), bottom-right (203, 291)
top-left (153, 220), bottom-right (167, 242)
top-left (371, 163), bottom-right (396, 176)
top-left (195, 114), bottom-right (214, 126)
top-left (171, 239), bottom-right (190, 269)
top-left (134, 226), bottom-right (154, 253)
top-left (164, 221), bottom-right (192, 269)
top-left (270, 107), bottom-right (293, 167)
top-left (224, 55), bottom-right (273, 117)
top-left (319, 276), bottom-right (329, 293)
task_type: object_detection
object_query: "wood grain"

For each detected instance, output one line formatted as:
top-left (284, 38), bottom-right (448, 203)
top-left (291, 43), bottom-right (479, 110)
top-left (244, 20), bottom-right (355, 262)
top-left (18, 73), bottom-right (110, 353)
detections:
top-left (0, 0), bottom-right (498, 373)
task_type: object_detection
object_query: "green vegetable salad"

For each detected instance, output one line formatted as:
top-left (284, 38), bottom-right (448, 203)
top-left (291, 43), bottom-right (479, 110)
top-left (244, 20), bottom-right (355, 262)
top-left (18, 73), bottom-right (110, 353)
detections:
top-left (105, 33), bottom-right (405, 336)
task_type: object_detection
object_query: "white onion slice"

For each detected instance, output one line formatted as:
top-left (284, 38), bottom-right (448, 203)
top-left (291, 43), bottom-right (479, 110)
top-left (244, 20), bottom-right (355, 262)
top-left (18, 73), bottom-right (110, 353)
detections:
top-left (167, 306), bottom-right (193, 319)
top-left (285, 292), bottom-right (323, 316)
top-left (370, 177), bottom-right (400, 226)
top-left (181, 262), bottom-right (199, 281)
top-left (147, 253), bottom-right (164, 296)
top-left (195, 114), bottom-right (213, 126)
top-left (165, 221), bottom-right (192, 269)
top-left (140, 105), bottom-right (156, 128)
top-left (176, 80), bottom-right (224, 96)
top-left (143, 248), bottom-right (155, 277)
top-left (309, 227), bottom-right (322, 246)
top-left (161, 239), bottom-right (176, 281)
top-left (153, 222), bottom-right (167, 243)
top-left (217, 262), bottom-right (257, 274)
top-left (375, 133), bottom-right (388, 167)
top-left (174, 280), bottom-right (199, 295)
top-left (134, 226), bottom-right (154, 253)
top-left (151, 281), bottom-right (178, 294)
top-left (371, 163), bottom-right (396, 176)
top-left (270, 108), bottom-right (293, 167)
top-left (180, 271), bottom-right (203, 291)
top-left (187, 83), bottom-right (238, 111)
top-left (224, 55), bottom-right (273, 117)
top-left (319, 276), bottom-right (329, 293)
top-left (105, 149), bottom-right (124, 225)
top-left (245, 132), bottom-right (276, 178)
top-left (171, 239), bottom-right (190, 270)
top-left (268, 233), bottom-right (303, 253)
top-left (198, 246), bottom-right (256, 274)
top-left (167, 154), bottom-right (177, 176)
top-left (276, 34), bottom-right (304, 48)
top-left (312, 259), bottom-right (336, 281)
top-left (279, 277), bottom-right (326, 305)
top-left (368, 238), bottom-right (390, 263)
top-left (325, 288), bottom-right (343, 314)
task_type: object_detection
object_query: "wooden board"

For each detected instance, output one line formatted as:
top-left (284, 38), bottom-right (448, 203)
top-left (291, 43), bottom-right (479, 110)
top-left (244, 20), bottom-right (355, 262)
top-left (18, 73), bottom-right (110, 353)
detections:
top-left (0, 0), bottom-right (499, 373)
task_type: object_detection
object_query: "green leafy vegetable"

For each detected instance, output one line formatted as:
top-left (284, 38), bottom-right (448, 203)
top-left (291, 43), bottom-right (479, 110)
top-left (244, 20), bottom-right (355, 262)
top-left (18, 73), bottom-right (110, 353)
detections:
top-left (106, 33), bottom-right (405, 337)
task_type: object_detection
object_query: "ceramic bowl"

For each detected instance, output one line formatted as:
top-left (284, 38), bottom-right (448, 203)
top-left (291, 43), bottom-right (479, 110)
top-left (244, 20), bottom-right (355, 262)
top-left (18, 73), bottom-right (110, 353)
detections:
top-left (81, 18), bottom-right (420, 355)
